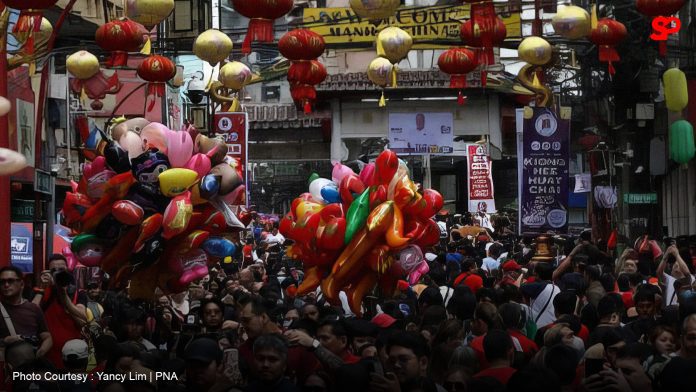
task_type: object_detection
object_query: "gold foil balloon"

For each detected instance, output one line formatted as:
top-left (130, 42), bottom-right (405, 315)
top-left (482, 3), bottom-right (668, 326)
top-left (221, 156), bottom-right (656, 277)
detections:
top-left (552, 5), bottom-right (591, 40)
top-left (518, 64), bottom-right (552, 107)
top-left (219, 61), bottom-right (253, 90)
top-left (67, 50), bottom-right (101, 80)
top-left (12, 17), bottom-right (53, 48)
top-left (349, 0), bottom-right (401, 21)
top-left (376, 27), bottom-right (412, 64)
top-left (193, 29), bottom-right (234, 66)
top-left (126, 0), bottom-right (175, 30)
top-left (518, 37), bottom-right (553, 66)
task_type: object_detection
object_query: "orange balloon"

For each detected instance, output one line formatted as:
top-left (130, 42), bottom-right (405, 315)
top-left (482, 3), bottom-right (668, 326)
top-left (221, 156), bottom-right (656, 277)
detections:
top-left (346, 270), bottom-right (377, 316)
top-left (297, 266), bottom-right (323, 296)
top-left (386, 204), bottom-right (410, 248)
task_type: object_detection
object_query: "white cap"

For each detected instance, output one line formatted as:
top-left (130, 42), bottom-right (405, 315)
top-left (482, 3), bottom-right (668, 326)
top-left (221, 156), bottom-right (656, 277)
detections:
top-left (425, 253), bottom-right (437, 262)
top-left (485, 242), bottom-right (494, 252)
top-left (62, 339), bottom-right (88, 361)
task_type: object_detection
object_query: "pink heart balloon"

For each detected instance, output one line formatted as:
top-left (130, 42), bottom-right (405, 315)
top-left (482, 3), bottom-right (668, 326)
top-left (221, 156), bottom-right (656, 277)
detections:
top-left (359, 162), bottom-right (376, 187)
top-left (184, 153), bottom-right (212, 179)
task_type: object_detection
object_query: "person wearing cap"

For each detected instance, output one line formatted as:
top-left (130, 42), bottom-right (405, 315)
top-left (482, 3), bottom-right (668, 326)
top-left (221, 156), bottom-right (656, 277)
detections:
top-left (184, 337), bottom-right (224, 392)
top-left (58, 339), bottom-right (92, 391)
top-left (344, 318), bottom-right (379, 355)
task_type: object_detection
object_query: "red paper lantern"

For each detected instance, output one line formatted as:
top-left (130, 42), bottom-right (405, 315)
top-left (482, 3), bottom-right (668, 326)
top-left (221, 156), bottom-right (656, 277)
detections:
top-left (137, 55), bottom-right (176, 111)
top-left (589, 18), bottom-right (627, 76)
top-left (279, 29), bottom-right (326, 61)
top-left (287, 60), bottom-right (327, 114)
top-left (96, 18), bottom-right (146, 67)
top-left (459, 2), bottom-right (506, 66)
top-left (5, 0), bottom-right (59, 54)
top-left (636, 0), bottom-right (685, 56)
top-left (437, 48), bottom-right (478, 105)
top-left (232, 0), bottom-right (294, 55)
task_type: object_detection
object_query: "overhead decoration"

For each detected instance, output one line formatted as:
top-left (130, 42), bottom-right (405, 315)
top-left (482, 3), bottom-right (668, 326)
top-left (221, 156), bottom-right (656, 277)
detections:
top-left (459, 0), bottom-right (506, 86)
top-left (279, 29), bottom-right (327, 114)
top-left (280, 150), bottom-right (443, 315)
top-left (125, 0), bottom-right (175, 30)
top-left (663, 67), bottom-right (688, 113)
top-left (636, 0), bottom-right (685, 56)
top-left (4, 0), bottom-right (58, 54)
top-left (376, 27), bottom-right (412, 88)
top-left (67, 50), bottom-right (122, 111)
top-left (62, 119), bottom-right (253, 297)
top-left (588, 18), bottom-right (627, 76)
top-left (669, 120), bottom-right (695, 164)
top-left (95, 17), bottom-right (147, 67)
top-left (137, 55), bottom-right (176, 111)
top-left (367, 57), bottom-right (394, 107)
top-left (211, 61), bottom-right (253, 111)
top-left (516, 37), bottom-right (555, 107)
top-left (349, 0), bottom-right (400, 21)
top-left (551, 4), bottom-right (591, 39)
top-left (193, 29), bottom-right (234, 67)
top-left (437, 48), bottom-right (478, 105)
top-left (231, 0), bottom-right (294, 55)
top-left (12, 16), bottom-right (52, 52)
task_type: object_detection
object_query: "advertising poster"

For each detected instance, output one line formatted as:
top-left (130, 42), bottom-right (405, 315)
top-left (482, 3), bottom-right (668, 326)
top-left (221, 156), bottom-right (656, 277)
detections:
top-left (467, 144), bottom-right (496, 213)
top-left (519, 108), bottom-right (570, 233)
top-left (214, 112), bottom-right (249, 206)
top-left (11, 223), bottom-right (33, 273)
top-left (388, 112), bottom-right (454, 155)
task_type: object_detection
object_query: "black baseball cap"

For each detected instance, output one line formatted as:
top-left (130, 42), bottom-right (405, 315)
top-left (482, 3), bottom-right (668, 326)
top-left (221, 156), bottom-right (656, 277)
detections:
top-left (184, 338), bottom-right (222, 364)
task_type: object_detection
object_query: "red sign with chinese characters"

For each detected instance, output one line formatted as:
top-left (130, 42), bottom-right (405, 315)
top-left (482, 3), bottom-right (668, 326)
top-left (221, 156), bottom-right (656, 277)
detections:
top-left (213, 112), bottom-right (248, 175)
top-left (467, 144), bottom-right (496, 213)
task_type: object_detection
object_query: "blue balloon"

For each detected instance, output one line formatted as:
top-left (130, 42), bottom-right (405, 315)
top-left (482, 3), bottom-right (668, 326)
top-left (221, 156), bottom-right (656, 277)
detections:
top-left (321, 185), bottom-right (341, 204)
top-left (254, 226), bottom-right (262, 240)
top-left (202, 237), bottom-right (237, 258)
top-left (199, 174), bottom-right (221, 199)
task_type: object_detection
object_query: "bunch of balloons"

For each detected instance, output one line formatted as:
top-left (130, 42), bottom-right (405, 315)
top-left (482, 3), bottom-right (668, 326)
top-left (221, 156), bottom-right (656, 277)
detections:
top-left (280, 150), bottom-right (443, 315)
top-left (61, 118), bottom-right (252, 297)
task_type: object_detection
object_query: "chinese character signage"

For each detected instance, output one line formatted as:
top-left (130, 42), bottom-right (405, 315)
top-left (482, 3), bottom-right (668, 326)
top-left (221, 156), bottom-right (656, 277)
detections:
top-left (519, 108), bottom-right (570, 233)
top-left (467, 144), bottom-right (496, 213)
top-left (214, 112), bottom-right (248, 174)
top-left (388, 112), bottom-right (454, 155)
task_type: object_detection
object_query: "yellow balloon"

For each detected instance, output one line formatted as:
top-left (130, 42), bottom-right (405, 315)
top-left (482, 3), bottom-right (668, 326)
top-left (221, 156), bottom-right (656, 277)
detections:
top-left (159, 168), bottom-right (199, 197)
top-left (377, 27), bottom-right (412, 64)
top-left (367, 57), bottom-right (393, 88)
top-left (664, 68), bottom-right (688, 112)
top-left (193, 29), bottom-right (233, 66)
top-left (518, 37), bottom-right (553, 66)
top-left (349, 0), bottom-right (400, 20)
top-left (67, 50), bottom-right (100, 80)
top-left (12, 17), bottom-right (53, 48)
top-left (219, 61), bottom-right (253, 91)
top-left (126, 0), bottom-right (175, 30)
top-left (552, 5), bottom-right (591, 40)
top-left (296, 200), bottom-right (323, 221)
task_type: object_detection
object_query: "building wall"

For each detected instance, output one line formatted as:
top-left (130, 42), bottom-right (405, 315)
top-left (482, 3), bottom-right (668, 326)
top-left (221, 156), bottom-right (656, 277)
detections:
top-left (661, 163), bottom-right (696, 236)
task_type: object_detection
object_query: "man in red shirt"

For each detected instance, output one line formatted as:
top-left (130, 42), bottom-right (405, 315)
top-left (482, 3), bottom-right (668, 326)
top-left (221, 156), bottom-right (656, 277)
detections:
top-left (474, 329), bottom-right (517, 385)
top-left (453, 259), bottom-right (483, 293)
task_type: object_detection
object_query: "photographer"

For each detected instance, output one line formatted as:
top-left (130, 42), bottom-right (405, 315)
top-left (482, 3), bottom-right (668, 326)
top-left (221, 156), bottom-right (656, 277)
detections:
top-left (32, 254), bottom-right (87, 367)
top-left (0, 266), bottom-right (52, 361)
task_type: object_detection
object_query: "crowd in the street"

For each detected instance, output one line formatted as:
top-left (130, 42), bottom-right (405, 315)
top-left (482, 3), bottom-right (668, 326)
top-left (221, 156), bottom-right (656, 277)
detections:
top-left (2, 214), bottom-right (696, 392)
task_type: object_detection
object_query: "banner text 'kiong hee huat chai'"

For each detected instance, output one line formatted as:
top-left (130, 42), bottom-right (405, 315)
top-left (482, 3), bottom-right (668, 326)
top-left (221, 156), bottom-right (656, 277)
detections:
top-left (302, 5), bottom-right (521, 47)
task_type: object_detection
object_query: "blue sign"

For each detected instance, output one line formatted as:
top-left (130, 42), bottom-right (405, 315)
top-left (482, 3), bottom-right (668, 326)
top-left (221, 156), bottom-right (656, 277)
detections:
top-left (11, 223), bottom-right (33, 273)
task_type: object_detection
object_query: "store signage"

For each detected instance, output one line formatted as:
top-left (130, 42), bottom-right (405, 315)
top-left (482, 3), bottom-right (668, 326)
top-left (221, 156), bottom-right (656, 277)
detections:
top-left (388, 112), bottom-right (454, 155)
top-left (11, 223), bottom-right (33, 273)
top-left (11, 199), bottom-right (34, 223)
top-left (214, 112), bottom-right (249, 205)
top-left (303, 5), bottom-right (521, 45)
top-left (467, 144), bottom-right (496, 214)
top-left (651, 17), bottom-right (681, 41)
top-left (34, 169), bottom-right (52, 194)
top-left (623, 193), bottom-right (657, 204)
top-left (519, 108), bottom-right (570, 233)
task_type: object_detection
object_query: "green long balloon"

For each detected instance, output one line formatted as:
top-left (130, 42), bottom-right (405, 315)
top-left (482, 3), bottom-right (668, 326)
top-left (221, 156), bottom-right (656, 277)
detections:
top-left (344, 188), bottom-right (371, 245)
top-left (308, 172), bottom-right (320, 186)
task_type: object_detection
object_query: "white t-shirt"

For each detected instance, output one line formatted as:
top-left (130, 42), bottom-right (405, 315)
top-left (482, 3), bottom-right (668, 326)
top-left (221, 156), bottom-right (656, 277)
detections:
top-left (265, 232), bottom-right (285, 246)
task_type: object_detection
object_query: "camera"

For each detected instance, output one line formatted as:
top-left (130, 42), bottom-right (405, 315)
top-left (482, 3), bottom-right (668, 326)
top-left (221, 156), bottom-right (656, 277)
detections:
top-left (52, 270), bottom-right (75, 288)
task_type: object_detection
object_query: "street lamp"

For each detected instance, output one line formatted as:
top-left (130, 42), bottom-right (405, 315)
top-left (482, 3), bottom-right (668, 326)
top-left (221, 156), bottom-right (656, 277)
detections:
top-left (46, 155), bottom-right (65, 260)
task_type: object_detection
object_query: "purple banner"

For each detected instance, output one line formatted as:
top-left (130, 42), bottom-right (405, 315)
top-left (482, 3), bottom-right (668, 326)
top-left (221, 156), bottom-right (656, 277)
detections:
top-left (520, 108), bottom-right (570, 233)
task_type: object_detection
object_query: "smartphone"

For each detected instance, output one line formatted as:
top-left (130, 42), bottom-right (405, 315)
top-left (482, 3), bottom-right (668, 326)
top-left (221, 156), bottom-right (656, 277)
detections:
top-left (367, 359), bottom-right (384, 377)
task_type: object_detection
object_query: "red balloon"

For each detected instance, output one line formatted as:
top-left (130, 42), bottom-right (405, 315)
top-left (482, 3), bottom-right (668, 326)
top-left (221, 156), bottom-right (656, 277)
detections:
top-left (293, 212), bottom-right (321, 243)
top-left (369, 185), bottom-right (388, 211)
top-left (404, 189), bottom-right (444, 220)
top-left (316, 217), bottom-right (346, 250)
top-left (162, 191), bottom-right (193, 239)
top-left (339, 174), bottom-right (366, 210)
top-left (414, 219), bottom-right (441, 248)
top-left (111, 200), bottom-right (145, 226)
top-left (375, 150), bottom-right (399, 184)
top-left (320, 203), bottom-right (344, 221)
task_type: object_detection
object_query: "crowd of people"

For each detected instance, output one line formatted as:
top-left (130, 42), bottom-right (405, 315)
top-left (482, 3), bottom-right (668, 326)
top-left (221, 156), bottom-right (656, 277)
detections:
top-left (1, 214), bottom-right (696, 392)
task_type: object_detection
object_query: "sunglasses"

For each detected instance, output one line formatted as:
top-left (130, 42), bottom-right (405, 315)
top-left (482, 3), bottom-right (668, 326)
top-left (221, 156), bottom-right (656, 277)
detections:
top-left (0, 278), bottom-right (21, 285)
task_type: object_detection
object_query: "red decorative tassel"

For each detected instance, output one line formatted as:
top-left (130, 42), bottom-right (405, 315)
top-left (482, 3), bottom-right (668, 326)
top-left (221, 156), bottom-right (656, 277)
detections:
top-left (242, 18), bottom-right (274, 54)
top-left (450, 75), bottom-right (467, 89)
top-left (146, 83), bottom-right (165, 112)
top-left (106, 51), bottom-right (129, 68)
top-left (304, 101), bottom-right (311, 114)
top-left (457, 91), bottom-right (466, 105)
top-left (607, 61), bottom-right (616, 76)
top-left (598, 46), bottom-right (620, 62)
top-left (481, 70), bottom-right (487, 88)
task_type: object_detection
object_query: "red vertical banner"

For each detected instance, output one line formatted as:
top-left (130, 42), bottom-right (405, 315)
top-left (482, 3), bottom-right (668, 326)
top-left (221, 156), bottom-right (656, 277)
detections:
top-left (214, 112), bottom-right (249, 206)
top-left (467, 144), bottom-right (496, 213)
